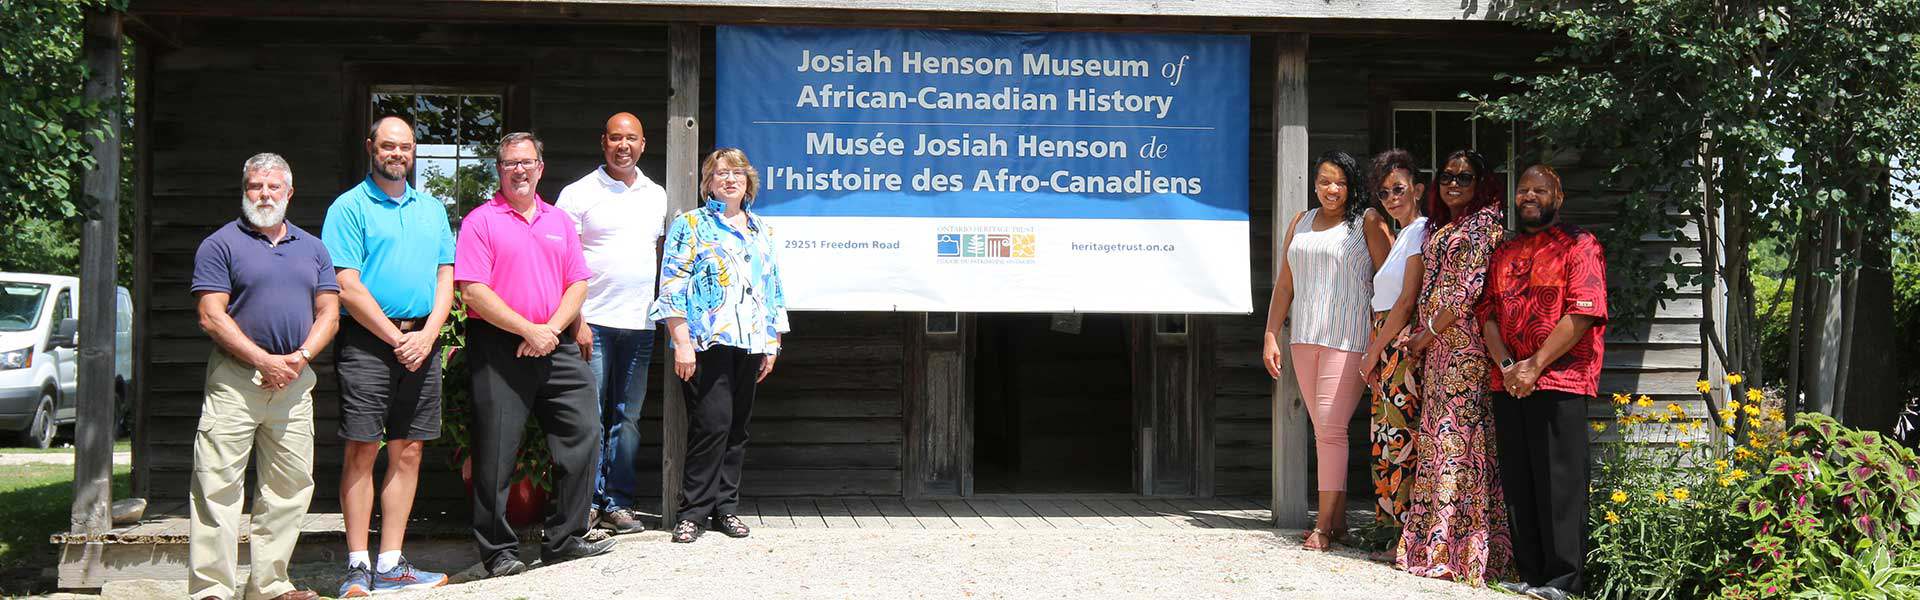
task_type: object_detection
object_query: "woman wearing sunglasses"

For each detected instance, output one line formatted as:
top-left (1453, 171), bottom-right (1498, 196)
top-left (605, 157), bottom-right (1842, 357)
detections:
top-left (1357, 149), bottom-right (1428, 541)
top-left (1395, 149), bottom-right (1514, 585)
top-left (1261, 150), bottom-right (1391, 550)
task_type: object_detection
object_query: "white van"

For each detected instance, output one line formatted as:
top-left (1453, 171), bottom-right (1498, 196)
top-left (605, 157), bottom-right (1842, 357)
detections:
top-left (0, 273), bottom-right (133, 448)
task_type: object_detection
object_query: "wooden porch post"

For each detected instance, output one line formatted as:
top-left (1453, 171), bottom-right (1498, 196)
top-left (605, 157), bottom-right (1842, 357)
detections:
top-left (1269, 32), bottom-right (1312, 529)
top-left (72, 7), bottom-right (123, 536)
top-left (660, 22), bottom-right (700, 528)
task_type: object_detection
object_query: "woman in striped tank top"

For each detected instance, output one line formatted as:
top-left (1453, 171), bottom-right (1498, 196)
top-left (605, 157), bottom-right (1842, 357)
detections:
top-left (1261, 150), bottom-right (1391, 550)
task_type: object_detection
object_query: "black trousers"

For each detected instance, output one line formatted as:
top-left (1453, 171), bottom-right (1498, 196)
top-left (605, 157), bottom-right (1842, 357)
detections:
top-left (679, 345), bottom-right (762, 523)
top-left (1493, 389), bottom-right (1591, 592)
top-left (467, 320), bottom-right (601, 565)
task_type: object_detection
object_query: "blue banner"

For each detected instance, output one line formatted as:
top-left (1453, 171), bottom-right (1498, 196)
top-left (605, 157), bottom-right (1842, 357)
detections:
top-left (717, 26), bottom-right (1250, 222)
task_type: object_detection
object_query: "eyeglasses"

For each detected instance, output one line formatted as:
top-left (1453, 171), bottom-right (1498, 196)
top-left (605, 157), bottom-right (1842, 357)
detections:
top-left (1378, 184), bottom-right (1410, 198)
top-left (713, 169), bottom-right (751, 181)
top-left (500, 159), bottom-right (541, 172)
top-left (1436, 171), bottom-right (1477, 186)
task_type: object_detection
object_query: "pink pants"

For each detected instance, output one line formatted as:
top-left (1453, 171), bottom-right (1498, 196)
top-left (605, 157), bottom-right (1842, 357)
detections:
top-left (1291, 343), bottom-right (1366, 492)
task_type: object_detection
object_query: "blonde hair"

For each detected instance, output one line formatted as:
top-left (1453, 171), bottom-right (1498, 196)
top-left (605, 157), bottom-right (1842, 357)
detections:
top-left (700, 147), bottom-right (759, 206)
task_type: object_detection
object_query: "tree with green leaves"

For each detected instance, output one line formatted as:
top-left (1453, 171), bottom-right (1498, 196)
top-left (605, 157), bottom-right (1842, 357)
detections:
top-left (0, 0), bottom-right (133, 285)
top-left (1480, 0), bottom-right (1920, 430)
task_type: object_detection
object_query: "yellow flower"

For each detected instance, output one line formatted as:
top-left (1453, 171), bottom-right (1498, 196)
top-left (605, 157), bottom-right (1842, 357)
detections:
top-left (1713, 459), bottom-right (1729, 472)
top-left (1767, 408), bottom-right (1785, 422)
top-left (1724, 373), bottom-right (1744, 386)
top-left (1667, 402), bottom-right (1686, 416)
top-left (1750, 435), bottom-right (1768, 449)
top-left (1728, 468), bottom-right (1749, 482)
top-left (1696, 380), bottom-right (1713, 394)
top-left (1652, 490), bottom-right (1669, 503)
top-left (1718, 476), bottom-right (1733, 487)
top-left (1591, 422), bottom-right (1608, 433)
top-left (1727, 400), bottom-right (1742, 412)
top-left (1655, 412), bottom-right (1673, 424)
top-left (1734, 447), bottom-right (1756, 461)
top-left (1612, 393), bottom-right (1632, 406)
top-left (1672, 488), bottom-right (1691, 502)
top-left (1719, 409), bottom-right (1737, 423)
top-left (1746, 388), bottom-right (1765, 403)
top-left (1677, 441), bottom-right (1693, 449)
top-left (1744, 404), bottom-right (1762, 417)
top-left (1605, 511), bottom-right (1621, 524)
top-left (1610, 489), bottom-right (1628, 504)
top-left (1637, 395), bottom-right (1655, 408)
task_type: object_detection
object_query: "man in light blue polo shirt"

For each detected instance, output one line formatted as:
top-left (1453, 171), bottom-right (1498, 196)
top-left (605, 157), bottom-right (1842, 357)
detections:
top-left (320, 115), bottom-right (454, 596)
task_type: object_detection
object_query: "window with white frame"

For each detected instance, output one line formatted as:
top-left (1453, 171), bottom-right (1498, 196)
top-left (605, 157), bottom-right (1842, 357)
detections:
top-left (369, 88), bottom-right (505, 226)
top-left (1391, 102), bottom-right (1522, 229)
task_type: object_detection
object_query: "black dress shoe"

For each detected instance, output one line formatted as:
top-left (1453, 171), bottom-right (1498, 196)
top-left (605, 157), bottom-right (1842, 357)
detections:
top-left (671, 519), bottom-right (703, 543)
top-left (541, 535), bottom-right (617, 564)
top-left (1497, 581), bottom-right (1531, 595)
top-left (1526, 585), bottom-right (1571, 600)
top-left (485, 556), bottom-right (527, 579)
top-left (712, 514), bottom-right (751, 538)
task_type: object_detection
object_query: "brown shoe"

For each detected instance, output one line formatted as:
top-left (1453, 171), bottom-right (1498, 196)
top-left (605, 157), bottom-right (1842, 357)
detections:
top-left (597, 507), bottom-right (647, 534)
top-left (273, 591), bottom-right (320, 600)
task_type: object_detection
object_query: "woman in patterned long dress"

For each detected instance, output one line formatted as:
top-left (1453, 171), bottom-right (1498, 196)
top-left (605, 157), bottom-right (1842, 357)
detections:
top-left (1394, 149), bottom-right (1513, 585)
top-left (1359, 149), bottom-right (1429, 532)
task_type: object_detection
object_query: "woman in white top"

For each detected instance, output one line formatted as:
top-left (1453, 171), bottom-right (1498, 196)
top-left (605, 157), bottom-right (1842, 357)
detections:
top-left (1261, 150), bottom-right (1391, 550)
top-left (1359, 149), bottom-right (1429, 534)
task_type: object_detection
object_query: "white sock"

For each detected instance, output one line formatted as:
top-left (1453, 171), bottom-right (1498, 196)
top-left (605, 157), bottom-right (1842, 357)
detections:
top-left (376, 550), bottom-right (404, 573)
top-left (347, 550), bottom-right (371, 570)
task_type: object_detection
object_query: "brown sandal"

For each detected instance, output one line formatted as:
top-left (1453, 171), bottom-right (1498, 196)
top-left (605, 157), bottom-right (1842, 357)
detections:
top-left (1303, 528), bottom-right (1332, 551)
top-left (671, 519), bottom-right (703, 543)
top-left (713, 514), bottom-right (751, 538)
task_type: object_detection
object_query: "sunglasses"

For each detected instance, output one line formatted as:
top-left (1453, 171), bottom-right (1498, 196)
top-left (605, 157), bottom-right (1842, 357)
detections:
top-left (1436, 171), bottom-right (1477, 186)
top-left (1377, 184), bottom-right (1410, 198)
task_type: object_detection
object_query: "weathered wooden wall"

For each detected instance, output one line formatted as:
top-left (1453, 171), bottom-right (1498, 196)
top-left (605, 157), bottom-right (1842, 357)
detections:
top-left (1210, 35), bottom-right (1711, 497)
top-left (138, 19), bottom-right (905, 506)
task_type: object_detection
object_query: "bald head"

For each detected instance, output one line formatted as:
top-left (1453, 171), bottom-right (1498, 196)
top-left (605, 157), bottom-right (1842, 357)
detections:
top-left (366, 115), bottom-right (416, 183)
top-left (1515, 164), bottom-right (1566, 232)
top-left (600, 112), bottom-right (645, 182)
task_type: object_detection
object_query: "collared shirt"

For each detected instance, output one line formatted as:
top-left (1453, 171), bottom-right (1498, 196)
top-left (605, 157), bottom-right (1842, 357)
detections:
top-left (321, 176), bottom-right (455, 319)
top-left (190, 220), bottom-right (340, 355)
top-left (1482, 222), bottom-right (1609, 396)
top-left (648, 199), bottom-right (790, 355)
top-left (453, 192), bottom-right (592, 325)
top-left (556, 166), bottom-right (669, 330)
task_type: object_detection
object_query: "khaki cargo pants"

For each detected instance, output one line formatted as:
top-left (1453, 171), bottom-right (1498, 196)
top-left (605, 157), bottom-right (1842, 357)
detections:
top-left (188, 351), bottom-right (315, 600)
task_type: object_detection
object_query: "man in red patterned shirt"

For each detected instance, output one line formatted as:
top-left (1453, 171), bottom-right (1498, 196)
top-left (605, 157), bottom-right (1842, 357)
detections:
top-left (1481, 164), bottom-right (1606, 600)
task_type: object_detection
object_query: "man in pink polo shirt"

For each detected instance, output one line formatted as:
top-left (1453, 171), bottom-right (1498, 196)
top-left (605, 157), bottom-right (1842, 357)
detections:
top-left (453, 132), bottom-right (614, 578)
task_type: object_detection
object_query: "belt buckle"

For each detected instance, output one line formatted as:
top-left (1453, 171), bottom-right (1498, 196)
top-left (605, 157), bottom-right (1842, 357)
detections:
top-left (391, 318), bottom-right (419, 332)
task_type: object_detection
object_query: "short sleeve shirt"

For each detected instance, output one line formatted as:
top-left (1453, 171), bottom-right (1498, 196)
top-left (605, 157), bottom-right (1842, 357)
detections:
top-left (1483, 223), bottom-right (1609, 396)
top-left (555, 167), bottom-right (669, 330)
top-left (190, 220), bottom-right (340, 355)
top-left (321, 176), bottom-right (455, 319)
top-left (453, 193), bottom-right (592, 325)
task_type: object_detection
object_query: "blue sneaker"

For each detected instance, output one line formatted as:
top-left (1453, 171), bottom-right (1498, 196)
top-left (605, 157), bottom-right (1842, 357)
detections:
top-left (373, 558), bottom-right (448, 593)
top-left (338, 564), bottom-right (373, 598)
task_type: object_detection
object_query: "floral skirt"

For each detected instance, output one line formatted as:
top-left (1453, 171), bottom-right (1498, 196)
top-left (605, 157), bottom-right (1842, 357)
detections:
top-left (1369, 314), bottom-right (1420, 528)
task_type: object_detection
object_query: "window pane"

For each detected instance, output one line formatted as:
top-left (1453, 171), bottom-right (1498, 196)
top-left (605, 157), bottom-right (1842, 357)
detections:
top-left (1393, 110), bottom-right (1433, 170)
top-left (1435, 111), bottom-right (1474, 161)
top-left (1479, 120), bottom-right (1512, 174)
top-left (460, 95), bottom-right (503, 158)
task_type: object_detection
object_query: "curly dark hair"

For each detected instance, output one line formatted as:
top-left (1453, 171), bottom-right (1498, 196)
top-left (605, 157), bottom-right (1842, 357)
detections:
top-left (1368, 148), bottom-right (1419, 194)
top-left (1311, 150), bottom-right (1372, 227)
top-left (1423, 148), bottom-right (1502, 233)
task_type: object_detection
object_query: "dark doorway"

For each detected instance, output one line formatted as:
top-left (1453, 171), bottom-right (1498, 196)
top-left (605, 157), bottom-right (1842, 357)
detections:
top-left (972, 313), bottom-right (1134, 494)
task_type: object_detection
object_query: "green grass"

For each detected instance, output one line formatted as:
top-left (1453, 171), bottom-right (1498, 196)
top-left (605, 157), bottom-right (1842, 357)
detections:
top-left (0, 439), bottom-right (132, 454)
top-left (0, 462), bottom-right (131, 596)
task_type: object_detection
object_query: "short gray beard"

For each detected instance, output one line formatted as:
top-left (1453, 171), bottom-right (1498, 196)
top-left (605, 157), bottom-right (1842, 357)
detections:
top-left (241, 197), bottom-right (288, 229)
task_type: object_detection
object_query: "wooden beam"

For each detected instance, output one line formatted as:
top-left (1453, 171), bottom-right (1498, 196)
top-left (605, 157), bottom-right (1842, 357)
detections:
top-left (1268, 32), bottom-right (1312, 530)
top-left (73, 7), bottom-right (124, 537)
top-left (124, 0), bottom-right (1539, 38)
top-left (130, 33), bottom-right (155, 501)
top-left (659, 22), bottom-right (700, 528)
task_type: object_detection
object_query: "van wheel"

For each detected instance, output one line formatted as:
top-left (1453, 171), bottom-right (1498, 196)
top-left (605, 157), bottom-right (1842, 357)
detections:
top-left (20, 395), bottom-right (54, 449)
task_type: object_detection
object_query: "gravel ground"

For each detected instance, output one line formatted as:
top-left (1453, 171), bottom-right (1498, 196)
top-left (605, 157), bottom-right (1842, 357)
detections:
top-left (374, 528), bottom-right (1514, 600)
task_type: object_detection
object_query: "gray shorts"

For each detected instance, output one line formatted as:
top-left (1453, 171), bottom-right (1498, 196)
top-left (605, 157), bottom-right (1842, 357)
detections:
top-left (334, 319), bottom-right (443, 442)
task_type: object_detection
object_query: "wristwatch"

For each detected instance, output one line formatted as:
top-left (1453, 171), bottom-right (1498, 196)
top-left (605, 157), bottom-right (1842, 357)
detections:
top-left (298, 347), bottom-right (313, 362)
top-left (1500, 357), bottom-right (1516, 370)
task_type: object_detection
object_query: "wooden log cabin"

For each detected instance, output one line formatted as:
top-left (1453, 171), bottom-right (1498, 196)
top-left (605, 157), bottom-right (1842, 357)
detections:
top-left (115, 0), bottom-right (1716, 530)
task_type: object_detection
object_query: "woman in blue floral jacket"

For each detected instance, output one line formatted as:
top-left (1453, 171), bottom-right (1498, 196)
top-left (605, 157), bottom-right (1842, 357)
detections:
top-left (648, 147), bottom-right (790, 543)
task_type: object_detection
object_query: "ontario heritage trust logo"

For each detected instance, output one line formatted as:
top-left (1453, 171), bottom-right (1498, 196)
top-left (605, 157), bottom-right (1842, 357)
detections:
top-left (935, 224), bottom-right (1036, 263)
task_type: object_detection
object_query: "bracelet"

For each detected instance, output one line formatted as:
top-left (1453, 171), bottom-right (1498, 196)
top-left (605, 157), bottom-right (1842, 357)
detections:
top-left (1425, 314), bottom-right (1439, 335)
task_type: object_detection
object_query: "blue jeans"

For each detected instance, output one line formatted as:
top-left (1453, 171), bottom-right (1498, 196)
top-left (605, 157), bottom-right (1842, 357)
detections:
top-left (589, 324), bottom-right (655, 511)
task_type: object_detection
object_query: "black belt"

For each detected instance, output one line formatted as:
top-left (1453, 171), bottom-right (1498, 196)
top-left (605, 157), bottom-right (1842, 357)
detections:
top-left (390, 318), bottom-right (427, 333)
